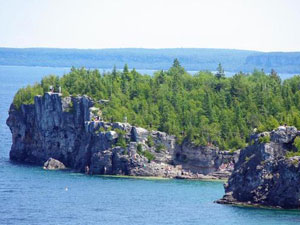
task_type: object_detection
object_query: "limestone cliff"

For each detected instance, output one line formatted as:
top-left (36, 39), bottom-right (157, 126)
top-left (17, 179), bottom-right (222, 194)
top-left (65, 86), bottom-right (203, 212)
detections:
top-left (217, 126), bottom-right (300, 209)
top-left (7, 93), bottom-right (238, 179)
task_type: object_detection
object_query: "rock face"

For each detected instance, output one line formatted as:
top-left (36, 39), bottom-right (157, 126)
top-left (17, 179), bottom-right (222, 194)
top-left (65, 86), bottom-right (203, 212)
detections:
top-left (217, 126), bottom-right (300, 209)
top-left (174, 142), bottom-right (239, 179)
top-left (43, 158), bottom-right (66, 170)
top-left (7, 93), bottom-right (238, 179)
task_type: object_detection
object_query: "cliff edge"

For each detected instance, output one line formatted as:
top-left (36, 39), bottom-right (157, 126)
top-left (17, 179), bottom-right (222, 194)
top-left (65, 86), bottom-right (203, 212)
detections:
top-left (217, 126), bottom-right (300, 209)
top-left (6, 93), bottom-right (238, 179)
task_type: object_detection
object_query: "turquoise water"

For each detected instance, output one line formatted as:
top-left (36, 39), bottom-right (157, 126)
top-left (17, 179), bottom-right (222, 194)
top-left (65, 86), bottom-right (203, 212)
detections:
top-left (1, 66), bottom-right (300, 225)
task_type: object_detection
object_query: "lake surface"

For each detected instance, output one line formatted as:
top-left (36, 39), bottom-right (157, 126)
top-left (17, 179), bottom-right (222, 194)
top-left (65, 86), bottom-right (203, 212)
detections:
top-left (1, 65), bottom-right (300, 225)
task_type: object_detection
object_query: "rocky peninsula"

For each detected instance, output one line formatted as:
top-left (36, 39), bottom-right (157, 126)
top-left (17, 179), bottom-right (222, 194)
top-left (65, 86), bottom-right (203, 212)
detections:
top-left (7, 92), bottom-right (300, 209)
top-left (217, 126), bottom-right (300, 209)
top-left (7, 92), bottom-right (238, 179)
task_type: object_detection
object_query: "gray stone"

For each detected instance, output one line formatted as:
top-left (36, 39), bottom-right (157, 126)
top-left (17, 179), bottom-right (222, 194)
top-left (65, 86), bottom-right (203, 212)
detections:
top-left (43, 158), bottom-right (66, 170)
top-left (270, 126), bottom-right (297, 143)
top-left (7, 93), bottom-right (238, 179)
top-left (131, 126), bottom-right (149, 143)
top-left (105, 131), bottom-right (118, 141)
top-left (217, 127), bottom-right (300, 209)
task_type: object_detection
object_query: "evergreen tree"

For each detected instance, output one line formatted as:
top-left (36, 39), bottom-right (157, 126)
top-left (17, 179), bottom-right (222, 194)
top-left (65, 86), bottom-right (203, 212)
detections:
top-left (215, 63), bottom-right (225, 79)
top-left (14, 60), bottom-right (300, 151)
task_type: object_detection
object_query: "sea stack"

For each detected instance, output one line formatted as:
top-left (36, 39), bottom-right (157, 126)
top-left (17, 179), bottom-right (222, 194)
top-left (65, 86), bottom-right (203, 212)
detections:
top-left (217, 126), bottom-right (300, 209)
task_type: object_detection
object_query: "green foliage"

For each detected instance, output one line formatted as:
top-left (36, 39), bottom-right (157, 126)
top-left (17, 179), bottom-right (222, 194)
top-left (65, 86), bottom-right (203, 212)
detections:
top-left (12, 61), bottom-right (300, 150)
top-left (286, 137), bottom-right (300, 157)
top-left (293, 137), bottom-right (300, 151)
top-left (136, 144), bottom-right (155, 162)
top-left (259, 135), bottom-right (270, 143)
top-left (137, 143), bottom-right (143, 152)
top-left (155, 143), bottom-right (166, 153)
top-left (95, 126), bottom-right (106, 134)
top-left (286, 151), bottom-right (300, 157)
top-left (115, 128), bottom-right (127, 148)
top-left (215, 63), bottom-right (225, 79)
top-left (13, 84), bottom-right (43, 109)
top-left (41, 75), bottom-right (60, 93)
top-left (146, 135), bottom-right (154, 147)
top-left (143, 150), bottom-right (155, 162)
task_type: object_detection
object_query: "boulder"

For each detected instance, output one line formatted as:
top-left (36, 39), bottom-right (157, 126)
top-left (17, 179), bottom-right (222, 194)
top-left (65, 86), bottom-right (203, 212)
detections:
top-left (270, 126), bottom-right (297, 143)
top-left (105, 131), bottom-right (118, 141)
top-left (131, 126), bottom-right (149, 143)
top-left (43, 158), bottom-right (66, 170)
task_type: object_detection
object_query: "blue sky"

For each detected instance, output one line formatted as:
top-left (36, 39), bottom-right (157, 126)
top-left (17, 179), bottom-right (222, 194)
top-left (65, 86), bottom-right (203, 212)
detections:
top-left (0, 0), bottom-right (299, 51)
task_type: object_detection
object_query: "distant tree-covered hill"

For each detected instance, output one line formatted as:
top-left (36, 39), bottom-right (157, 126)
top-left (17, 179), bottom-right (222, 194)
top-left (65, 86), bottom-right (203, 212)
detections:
top-left (1, 47), bottom-right (300, 73)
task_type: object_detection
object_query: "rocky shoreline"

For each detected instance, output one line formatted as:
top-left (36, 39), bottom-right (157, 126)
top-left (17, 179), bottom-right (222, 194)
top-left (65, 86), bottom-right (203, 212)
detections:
top-left (7, 92), bottom-right (300, 209)
top-left (216, 126), bottom-right (300, 209)
top-left (6, 92), bottom-right (238, 180)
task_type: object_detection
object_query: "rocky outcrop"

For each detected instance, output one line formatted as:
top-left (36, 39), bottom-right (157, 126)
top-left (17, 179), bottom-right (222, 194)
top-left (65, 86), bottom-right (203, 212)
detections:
top-left (174, 142), bottom-right (239, 179)
top-left (7, 92), bottom-right (238, 179)
top-left (43, 158), bottom-right (66, 170)
top-left (217, 126), bottom-right (300, 209)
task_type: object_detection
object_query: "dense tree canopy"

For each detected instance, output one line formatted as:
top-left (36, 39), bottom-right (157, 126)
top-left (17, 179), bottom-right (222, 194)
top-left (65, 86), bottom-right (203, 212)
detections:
top-left (13, 59), bottom-right (300, 150)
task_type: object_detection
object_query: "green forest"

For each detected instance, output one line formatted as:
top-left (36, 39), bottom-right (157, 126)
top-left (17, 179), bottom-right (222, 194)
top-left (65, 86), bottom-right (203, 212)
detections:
top-left (13, 59), bottom-right (300, 151)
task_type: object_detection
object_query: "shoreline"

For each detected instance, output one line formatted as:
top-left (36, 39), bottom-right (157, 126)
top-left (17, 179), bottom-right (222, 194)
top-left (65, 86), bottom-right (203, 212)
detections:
top-left (216, 199), bottom-right (300, 211)
top-left (10, 158), bottom-right (229, 182)
top-left (94, 174), bottom-right (227, 182)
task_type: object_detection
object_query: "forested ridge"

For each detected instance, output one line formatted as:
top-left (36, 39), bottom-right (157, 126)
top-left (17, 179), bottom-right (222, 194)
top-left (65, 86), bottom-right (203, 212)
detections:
top-left (2, 47), bottom-right (300, 73)
top-left (13, 59), bottom-right (300, 150)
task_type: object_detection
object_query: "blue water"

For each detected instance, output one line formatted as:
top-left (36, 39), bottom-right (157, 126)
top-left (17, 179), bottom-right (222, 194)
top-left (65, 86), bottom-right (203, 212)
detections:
top-left (0, 65), bottom-right (300, 225)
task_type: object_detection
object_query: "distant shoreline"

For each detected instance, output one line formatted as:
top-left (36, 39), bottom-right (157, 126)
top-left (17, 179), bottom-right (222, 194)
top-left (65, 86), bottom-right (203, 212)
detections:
top-left (1, 47), bottom-right (300, 74)
top-left (0, 65), bottom-right (295, 80)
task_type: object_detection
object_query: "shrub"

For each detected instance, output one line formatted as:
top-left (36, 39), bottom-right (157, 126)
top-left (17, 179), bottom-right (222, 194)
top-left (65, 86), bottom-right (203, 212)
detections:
top-left (155, 143), bottom-right (165, 153)
top-left (293, 137), bottom-right (300, 151)
top-left (136, 144), bottom-right (155, 162)
top-left (286, 151), bottom-right (300, 157)
top-left (259, 135), bottom-right (270, 143)
top-left (95, 126), bottom-right (105, 134)
top-left (137, 143), bottom-right (143, 152)
top-left (116, 137), bottom-right (127, 148)
top-left (115, 128), bottom-right (127, 148)
top-left (13, 84), bottom-right (43, 109)
top-left (143, 150), bottom-right (155, 162)
top-left (146, 135), bottom-right (154, 147)
top-left (286, 137), bottom-right (300, 157)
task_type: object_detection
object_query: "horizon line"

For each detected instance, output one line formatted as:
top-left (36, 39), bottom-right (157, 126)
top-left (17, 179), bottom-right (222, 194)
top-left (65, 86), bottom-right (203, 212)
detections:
top-left (1, 46), bottom-right (300, 54)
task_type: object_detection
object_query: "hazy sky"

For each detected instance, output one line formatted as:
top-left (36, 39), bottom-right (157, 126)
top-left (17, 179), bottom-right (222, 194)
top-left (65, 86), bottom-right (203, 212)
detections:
top-left (0, 0), bottom-right (299, 51)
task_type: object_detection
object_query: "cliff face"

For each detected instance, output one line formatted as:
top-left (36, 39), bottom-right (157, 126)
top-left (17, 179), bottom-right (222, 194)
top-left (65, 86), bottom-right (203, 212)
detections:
top-left (7, 93), bottom-right (238, 179)
top-left (217, 126), bottom-right (300, 209)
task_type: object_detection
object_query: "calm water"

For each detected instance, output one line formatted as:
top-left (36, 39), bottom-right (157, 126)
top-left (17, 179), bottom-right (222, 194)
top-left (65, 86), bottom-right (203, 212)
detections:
top-left (0, 65), bottom-right (300, 225)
